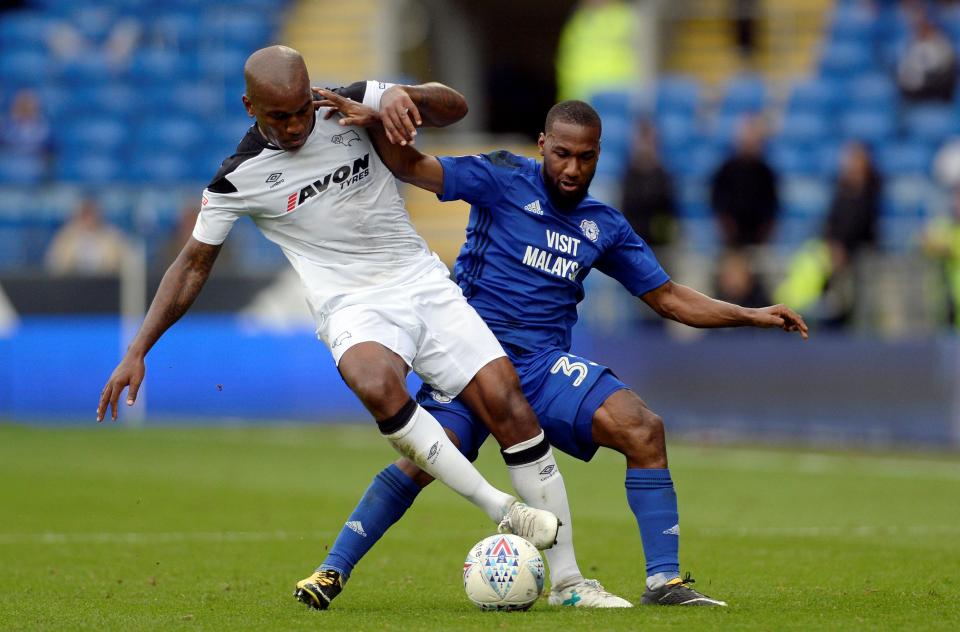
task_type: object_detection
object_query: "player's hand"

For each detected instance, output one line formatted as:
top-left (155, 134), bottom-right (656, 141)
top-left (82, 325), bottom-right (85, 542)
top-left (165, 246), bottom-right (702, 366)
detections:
top-left (97, 355), bottom-right (146, 422)
top-left (379, 85), bottom-right (422, 146)
top-left (751, 305), bottom-right (809, 340)
top-left (312, 88), bottom-right (381, 128)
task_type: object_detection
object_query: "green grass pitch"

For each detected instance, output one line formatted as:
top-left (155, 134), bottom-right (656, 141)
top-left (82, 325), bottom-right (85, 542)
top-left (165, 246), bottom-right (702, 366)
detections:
top-left (1, 423), bottom-right (958, 630)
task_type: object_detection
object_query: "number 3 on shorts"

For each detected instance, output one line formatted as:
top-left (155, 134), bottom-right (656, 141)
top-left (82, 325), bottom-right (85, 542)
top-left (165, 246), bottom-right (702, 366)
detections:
top-left (550, 356), bottom-right (589, 387)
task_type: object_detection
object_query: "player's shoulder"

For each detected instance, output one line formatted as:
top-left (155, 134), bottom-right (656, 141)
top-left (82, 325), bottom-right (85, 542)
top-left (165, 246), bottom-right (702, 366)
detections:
top-left (479, 150), bottom-right (537, 174)
top-left (206, 126), bottom-right (272, 194)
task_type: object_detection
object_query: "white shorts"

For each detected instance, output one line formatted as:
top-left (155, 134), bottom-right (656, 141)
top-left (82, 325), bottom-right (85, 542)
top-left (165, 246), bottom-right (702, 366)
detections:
top-left (317, 264), bottom-right (506, 397)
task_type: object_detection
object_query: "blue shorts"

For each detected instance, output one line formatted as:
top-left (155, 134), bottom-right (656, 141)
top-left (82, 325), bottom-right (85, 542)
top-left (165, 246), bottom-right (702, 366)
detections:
top-left (416, 347), bottom-right (628, 462)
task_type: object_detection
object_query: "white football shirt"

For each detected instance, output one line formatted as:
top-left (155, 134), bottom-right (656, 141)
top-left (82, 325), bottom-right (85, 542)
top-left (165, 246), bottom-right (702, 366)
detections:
top-left (193, 81), bottom-right (443, 321)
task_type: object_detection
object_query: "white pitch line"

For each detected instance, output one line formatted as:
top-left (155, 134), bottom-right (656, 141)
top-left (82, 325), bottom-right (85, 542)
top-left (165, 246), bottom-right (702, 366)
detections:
top-left (696, 525), bottom-right (960, 538)
top-left (0, 530), bottom-right (335, 545)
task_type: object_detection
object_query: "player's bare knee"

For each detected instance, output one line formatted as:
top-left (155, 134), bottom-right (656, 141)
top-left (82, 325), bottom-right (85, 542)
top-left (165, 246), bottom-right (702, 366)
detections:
top-left (348, 371), bottom-right (405, 414)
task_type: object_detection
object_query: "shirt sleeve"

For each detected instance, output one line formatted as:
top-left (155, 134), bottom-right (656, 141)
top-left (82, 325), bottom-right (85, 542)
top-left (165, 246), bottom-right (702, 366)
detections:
top-left (437, 154), bottom-right (508, 207)
top-left (192, 188), bottom-right (245, 245)
top-left (594, 216), bottom-right (670, 297)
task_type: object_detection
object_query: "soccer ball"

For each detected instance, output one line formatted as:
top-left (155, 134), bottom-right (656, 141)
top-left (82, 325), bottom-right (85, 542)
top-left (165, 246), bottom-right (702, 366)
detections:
top-left (462, 533), bottom-right (545, 611)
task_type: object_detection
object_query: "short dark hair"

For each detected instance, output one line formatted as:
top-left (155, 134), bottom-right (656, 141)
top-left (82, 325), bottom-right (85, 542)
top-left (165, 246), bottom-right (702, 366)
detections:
top-left (544, 100), bottom-right (602, 134)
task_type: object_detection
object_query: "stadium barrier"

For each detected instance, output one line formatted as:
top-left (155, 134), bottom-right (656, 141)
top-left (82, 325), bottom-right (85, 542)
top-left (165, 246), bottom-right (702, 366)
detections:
top-left (2, 315), bottom-right (958, 449)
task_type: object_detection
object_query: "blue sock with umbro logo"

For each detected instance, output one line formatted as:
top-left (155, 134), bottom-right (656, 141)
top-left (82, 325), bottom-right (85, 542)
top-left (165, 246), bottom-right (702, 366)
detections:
top-left (320, 464), bottom-right (422, 579)
top-left (625, 468), bottom-right (681, 582)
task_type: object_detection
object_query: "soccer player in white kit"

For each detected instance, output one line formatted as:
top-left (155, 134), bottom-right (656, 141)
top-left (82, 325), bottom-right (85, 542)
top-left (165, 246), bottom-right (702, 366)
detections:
top-left (96, 46), bottom-right (574, 605)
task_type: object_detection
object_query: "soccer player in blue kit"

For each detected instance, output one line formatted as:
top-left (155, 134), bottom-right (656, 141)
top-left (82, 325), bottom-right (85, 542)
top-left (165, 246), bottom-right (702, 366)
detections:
top-left (307, 92), bottom-right (809, 609)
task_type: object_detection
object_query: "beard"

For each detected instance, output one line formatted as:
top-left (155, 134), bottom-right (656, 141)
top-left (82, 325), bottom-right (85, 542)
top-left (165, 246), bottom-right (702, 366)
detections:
top-left (543, 172), bottom-right (592, 210)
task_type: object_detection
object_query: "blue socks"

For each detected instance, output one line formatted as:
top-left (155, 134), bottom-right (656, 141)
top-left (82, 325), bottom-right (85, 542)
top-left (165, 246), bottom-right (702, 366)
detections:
top-left (320, 464), bottom-right (422, 579)
top-left (625, 468), bottom-right (681, 579)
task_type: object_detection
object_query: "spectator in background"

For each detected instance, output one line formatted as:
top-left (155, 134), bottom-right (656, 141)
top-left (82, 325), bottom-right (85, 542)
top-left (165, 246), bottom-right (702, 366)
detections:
top-left (922, 188), bottom-right (960, 329)
top-left (156, 203), bottom-right (234, 272)
top-left (710, 116), bottom-right (779, 247)
top-left (732, 0), bottom-right (759, 61)
top-left (555, 0), bottom-right (640, 101)
top-left (45, 199), bottom-right (130, 275)
top-left (620, 120), bottom-right (677, 246)
top-left (897, 9), bottom-right (957, 102)
top-left (774, 142), bottom-right (881, 327)
top-left (1, 89), bottom-right (52, 164)
top-left (714, 248), bottom-right (771, 308)
top-left (821, 141), bottom-right (882, 326)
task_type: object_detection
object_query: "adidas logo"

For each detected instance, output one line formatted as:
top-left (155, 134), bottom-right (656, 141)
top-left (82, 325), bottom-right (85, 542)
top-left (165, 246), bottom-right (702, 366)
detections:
top-left (662, 524), bottom-right (680, 536)
top-left (346, 521), bottom-right (367, 537)
top-left (523, 200), bottom-right (543, 215)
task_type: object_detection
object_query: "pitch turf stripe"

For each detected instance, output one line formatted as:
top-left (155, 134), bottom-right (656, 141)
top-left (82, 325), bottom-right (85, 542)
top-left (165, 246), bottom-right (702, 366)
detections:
top-left (681, 450), bottom-right (960, 480)
top-left (696, 525), bottom-right (960, 538)
top-left (0, 530), bottom-right (336, 545)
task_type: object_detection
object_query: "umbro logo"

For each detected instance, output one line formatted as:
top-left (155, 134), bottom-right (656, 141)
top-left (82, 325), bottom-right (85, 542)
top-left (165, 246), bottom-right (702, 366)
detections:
top-left (538, 464), bottom-right (556, 480)
top-left (345, 520), bottom-right (367, 537)
top-left (266, 172), bottom-right (282, 183)
top-left (523, 200), bottom-right (543, 215)
top-left (332, 331), bottom-right (352, 348)
top-left (662, 524), bottom-right (680, 536)
top-left (427, 440), bottom-right (442, 464)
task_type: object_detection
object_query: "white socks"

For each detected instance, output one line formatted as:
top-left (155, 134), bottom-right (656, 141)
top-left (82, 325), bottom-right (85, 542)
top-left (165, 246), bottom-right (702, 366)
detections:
top-left (503, 431), bottom-right (583, 589)
top-left (382, 402), bottom-right (513, 522)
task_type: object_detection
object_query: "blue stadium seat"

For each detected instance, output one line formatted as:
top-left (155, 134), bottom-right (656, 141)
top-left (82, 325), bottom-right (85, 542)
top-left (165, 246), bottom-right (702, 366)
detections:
top-left (875, 141), bottom-right (933, 176)
top-left (878, 216), bottom-right (924, 251)
top-left (129, 153), bottom-right (196, 184)
top-left (654, 75), bottom-right (701, 116)
top-left (0, 154), bottom-right (46, 185)
top-left (828, 3), bottom-right (876, 42)
top-left (839, 109), bottom-right (895, 144)
top-left (819, 41), bottom-right (875, 78)
top-left (778, 111), bottom-right (831, 147)
top-left (847, 73), bottom-right (897, 110)
top-left (667, 144), bottom-right (722, 180)
top-left (787, 77), bottom-right (836, 114)
top-left (773, 217), bottom-right (821, 251)
top-left (884, 175), bottom-right (935, 218)
top-left (76, 83), bottom-right (142, 118)
top-left (55, 152), bottom-right (124, 185)
top-left (656, 110), bottom-right (698, 152)
top-left (769, 143), bottom-right (820, 177)
top-left (590, 90), bottom-right (633, 120)
top-left (679, 217), bottom-right (720, 252)
top-left (677, 180), bottom-right (709, 219)
top-left (151, 12), bottom-right (203, 50)
top-left (0, 50), bottom-right (51, 86)
top-left (136, 116), bottom-right (205, 153)
top-left (902, 105), bottom-right (959, 145)
top-left (720, 74), bottom-right (766, 114)
top-left (204, 10), bottom-right (274, 50)
top-left (170, 81), bottom-right (226, 117)
top-left (60, 118), bottom-right (130, 152)
top-left (131, 48), bottom-right (195, 82)
top-left (0, 13), bottom-right (52, 51)
top-left (781, 177), bottom-right (831, 218)
top-left (197, 48), bottom-right (248, 80)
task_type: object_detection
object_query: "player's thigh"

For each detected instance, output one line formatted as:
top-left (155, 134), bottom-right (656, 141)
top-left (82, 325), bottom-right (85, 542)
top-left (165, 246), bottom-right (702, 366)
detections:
top-left (319, 303), bottom-right (417, 417)
top-left (408, 271), bottom-right (507, 399)
top-left (533, 350), bottom-right (629, 462)
top-left (458, 357), bottom-right (542, 446)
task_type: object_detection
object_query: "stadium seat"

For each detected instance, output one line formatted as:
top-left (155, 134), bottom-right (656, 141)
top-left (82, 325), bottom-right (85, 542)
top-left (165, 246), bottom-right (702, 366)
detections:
top-left (55, 153), bottom-right (124, 185)
top-left (0, 154), bottom-right (46, 185)
top-left (875, 141), bottom-right (933, 177)
top-left (884, 175), bottom-right (935, 218)
top-left (129, 153), bottom-right (196, 184)
top-left (60, 118), bottom-right (130, 152)
top-left (197, 48), bottom-right (249, 80)
top-left (654, 75), bottom-right (701, 116)
top-left (839, 109), bottom-right (896, 144)
top-left (719, 74), bottom-right (766, 114)
top-left (0, 50), bottom-right (51, 86)
top-left (878, 216), bottom-right (924, 251)
top-left (781, 177), bottom-right (832, 218)
top-left (204, 10), bottom-right (274, 50)
top-left (656, 110), bottom-right (699, 152)
top-left (136, 116), bottom-right (205, 153)
top-left (131, 48), bottom-right (195, 82)
top-left (590, 90), bottom-right (633, 120)
top-left (778, 111), bottom-right (831, 147)
top-left (828, 3), bottom-right (876, 43)
top-left (787, 77), bottom-right (837, 115)
top-left (769, 143), bottom-right (820, 177)
top-left (773, 217), bottom-right (821, 251)
top-left (902, 105), bottom-right (959, 145)
top-left (847, 73), bottom-right (897, 110)
top-left (0, 13), bottom-right (52, 51)
top-left (819, 41), bottom-right (875, 78)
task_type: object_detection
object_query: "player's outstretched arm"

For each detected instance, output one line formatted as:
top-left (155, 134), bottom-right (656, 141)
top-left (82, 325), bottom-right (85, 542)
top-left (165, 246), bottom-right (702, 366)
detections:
top-left (641, 280), bottom-right (809, 339)
top-left (96, 238), bottom-right (222, 422)
top-left (315, 89), bottom-right (445, 194)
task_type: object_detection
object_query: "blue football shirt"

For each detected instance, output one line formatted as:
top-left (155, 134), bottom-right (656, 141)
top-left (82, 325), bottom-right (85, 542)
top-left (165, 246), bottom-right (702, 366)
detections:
top-left (438, 150), bottom-right (669, 352)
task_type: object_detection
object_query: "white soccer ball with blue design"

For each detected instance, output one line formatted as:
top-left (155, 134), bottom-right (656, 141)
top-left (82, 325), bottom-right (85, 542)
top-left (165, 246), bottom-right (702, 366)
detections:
top-left (463, 533), bottom-right (545, 611)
